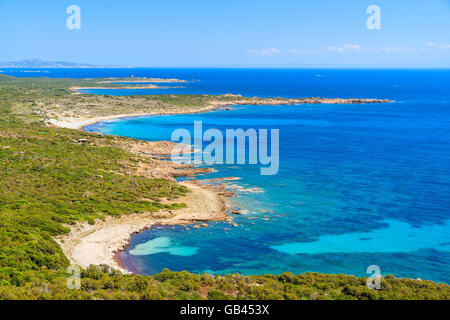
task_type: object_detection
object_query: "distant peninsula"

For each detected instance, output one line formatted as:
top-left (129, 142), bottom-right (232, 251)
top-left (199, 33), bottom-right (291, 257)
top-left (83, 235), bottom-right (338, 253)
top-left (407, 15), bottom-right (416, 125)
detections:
top-left (0, 59), bottom-right (130, 68)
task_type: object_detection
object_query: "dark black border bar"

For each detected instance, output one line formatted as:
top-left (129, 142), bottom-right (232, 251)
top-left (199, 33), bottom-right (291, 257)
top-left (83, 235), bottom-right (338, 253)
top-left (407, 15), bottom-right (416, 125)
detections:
top-left (1, 300), bottom-right (448, 319)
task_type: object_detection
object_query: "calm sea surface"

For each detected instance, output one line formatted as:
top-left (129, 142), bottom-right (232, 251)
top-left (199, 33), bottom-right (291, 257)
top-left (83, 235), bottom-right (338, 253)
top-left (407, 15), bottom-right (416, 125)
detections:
top-left (5, 68), bottom-right (449, 283)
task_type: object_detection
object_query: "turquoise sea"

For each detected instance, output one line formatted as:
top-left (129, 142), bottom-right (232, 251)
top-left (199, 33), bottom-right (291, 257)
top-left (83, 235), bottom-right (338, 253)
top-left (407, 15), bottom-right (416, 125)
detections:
top-left (5, 68), bottom-right (448, 283)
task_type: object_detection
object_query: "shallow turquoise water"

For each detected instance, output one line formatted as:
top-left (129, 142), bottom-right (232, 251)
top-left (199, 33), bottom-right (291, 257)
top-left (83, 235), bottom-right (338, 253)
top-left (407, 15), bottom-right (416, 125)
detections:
top-left (84, 69), bottom-right (450, 283)
top-left (130, 237), bottom-right (199, 257)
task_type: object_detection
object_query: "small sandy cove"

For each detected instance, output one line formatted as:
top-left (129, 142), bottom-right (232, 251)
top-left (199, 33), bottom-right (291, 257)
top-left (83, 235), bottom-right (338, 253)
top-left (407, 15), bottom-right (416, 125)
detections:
top-left (57, 181), bottom-right (228, 274)
top-left (53, 115), bottom-right (231, 274)
top-left (49, 113), bottom-right (153, 130)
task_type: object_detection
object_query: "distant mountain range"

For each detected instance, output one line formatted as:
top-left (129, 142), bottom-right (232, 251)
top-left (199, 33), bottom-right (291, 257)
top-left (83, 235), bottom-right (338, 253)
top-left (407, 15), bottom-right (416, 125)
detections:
top-left (0, 59), bottom-right (130, 68)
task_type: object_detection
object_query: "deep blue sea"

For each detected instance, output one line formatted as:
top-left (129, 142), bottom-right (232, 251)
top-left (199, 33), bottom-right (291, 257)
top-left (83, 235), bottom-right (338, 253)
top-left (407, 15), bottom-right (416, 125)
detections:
top-left (4, 68), bottom-right (449, 283)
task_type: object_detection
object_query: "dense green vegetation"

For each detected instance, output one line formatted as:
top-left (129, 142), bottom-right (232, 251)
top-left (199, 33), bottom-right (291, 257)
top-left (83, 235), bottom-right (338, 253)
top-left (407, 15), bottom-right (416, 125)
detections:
top-left (1, 266), bottom-right (449, 300)
top-left (0, 113), bottom-right (187, 275)
top-left (0, 75), bottom-right (449, 300)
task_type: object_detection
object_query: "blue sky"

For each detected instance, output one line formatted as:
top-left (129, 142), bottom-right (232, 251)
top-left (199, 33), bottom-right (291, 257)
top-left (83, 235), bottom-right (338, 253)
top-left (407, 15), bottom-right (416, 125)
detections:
top-left (0, 0), bottom-right (449, 67)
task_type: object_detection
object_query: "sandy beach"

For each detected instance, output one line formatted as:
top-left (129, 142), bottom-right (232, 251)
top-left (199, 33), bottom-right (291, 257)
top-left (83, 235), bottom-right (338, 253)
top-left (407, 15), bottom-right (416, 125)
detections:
top-left (57, 181), bottom-right (228, 274)
top-left (49, 113), bottom-right (156, 130)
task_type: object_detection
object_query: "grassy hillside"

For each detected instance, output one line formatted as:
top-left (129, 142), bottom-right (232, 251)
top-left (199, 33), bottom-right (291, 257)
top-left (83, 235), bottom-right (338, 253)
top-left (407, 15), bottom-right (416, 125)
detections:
top-left (0, 75), bottom-right (449, 300)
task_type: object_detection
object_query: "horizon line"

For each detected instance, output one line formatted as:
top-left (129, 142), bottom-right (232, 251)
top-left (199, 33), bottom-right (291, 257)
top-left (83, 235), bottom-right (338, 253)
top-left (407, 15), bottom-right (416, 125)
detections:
top-left (1, 66), bottom-right (450, 70)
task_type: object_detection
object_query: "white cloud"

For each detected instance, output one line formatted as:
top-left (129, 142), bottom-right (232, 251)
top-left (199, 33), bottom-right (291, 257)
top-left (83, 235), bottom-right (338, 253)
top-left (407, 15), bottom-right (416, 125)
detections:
top-left (327, 44), bottom-right (411, 54)
top-left (343, 44), bottom-right (365, 52)
top-left (247, 48), bottom-right (283, 56)
top-left (327, 44), bottom-right (366, 53)
top-left (327, 46), bottom-right (345, 53)
top-left (288, 49), bottom-right (319, 55)
top-left (247, 43), bottom-right (450, 58)
top-left (423, 42), bottom-right (450, 51)
top-left (377, 47), bottom-right (410, 53)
